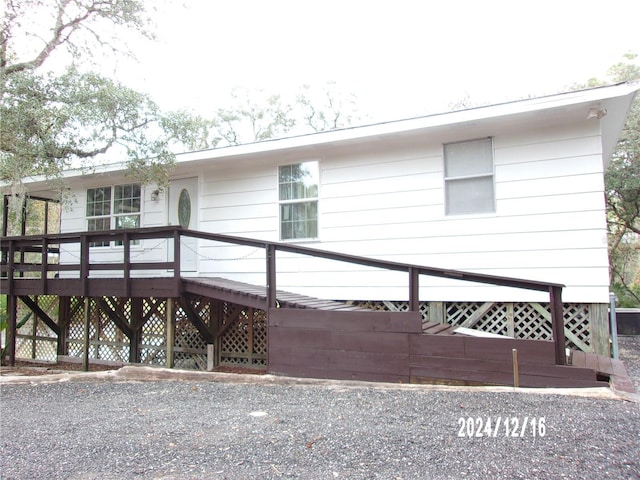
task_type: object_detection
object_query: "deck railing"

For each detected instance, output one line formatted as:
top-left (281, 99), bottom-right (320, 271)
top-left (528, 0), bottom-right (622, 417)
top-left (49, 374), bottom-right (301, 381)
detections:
top-left (1, 225), bottom-right (567, 365)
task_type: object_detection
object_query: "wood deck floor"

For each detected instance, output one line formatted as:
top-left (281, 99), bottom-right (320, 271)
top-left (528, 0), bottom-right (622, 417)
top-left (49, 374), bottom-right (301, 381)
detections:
top-left (182, 276), bottom-right (370, 311)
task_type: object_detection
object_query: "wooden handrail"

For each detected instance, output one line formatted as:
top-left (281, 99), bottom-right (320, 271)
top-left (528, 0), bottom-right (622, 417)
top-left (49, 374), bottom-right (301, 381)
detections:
top-left (0, 225), bottom-right (568, 364)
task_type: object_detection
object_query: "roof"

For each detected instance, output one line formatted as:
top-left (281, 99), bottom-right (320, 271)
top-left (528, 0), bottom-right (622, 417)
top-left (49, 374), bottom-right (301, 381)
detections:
top-left (12, 81), bottom-right (640, 194)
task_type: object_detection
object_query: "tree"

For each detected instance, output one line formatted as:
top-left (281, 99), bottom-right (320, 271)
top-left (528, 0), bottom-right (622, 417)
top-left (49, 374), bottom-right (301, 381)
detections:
top-left (210, 83), bottom-right (362, 147)
top-left (601, 54), bottom-right (640, 306)
top-left (211, 88), bottom-right (296, 146)
top-left (295, 82), bottom-right (359, 132)
top-left (0, 0), bottom-right (209, 213)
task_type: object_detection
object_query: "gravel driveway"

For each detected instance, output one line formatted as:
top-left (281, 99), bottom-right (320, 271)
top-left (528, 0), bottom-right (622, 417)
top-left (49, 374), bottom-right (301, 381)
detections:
top-left (1, 338), bottom-right (639, 480)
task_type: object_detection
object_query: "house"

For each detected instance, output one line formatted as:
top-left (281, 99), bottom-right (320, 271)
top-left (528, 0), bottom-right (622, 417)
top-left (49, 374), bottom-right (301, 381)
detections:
top-left (2, 82), bottom-right (639, 387)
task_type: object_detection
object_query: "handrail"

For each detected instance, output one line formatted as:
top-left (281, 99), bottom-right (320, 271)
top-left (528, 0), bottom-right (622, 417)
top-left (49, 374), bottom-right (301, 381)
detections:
top-left (0, 225), bottom-right (567, 364)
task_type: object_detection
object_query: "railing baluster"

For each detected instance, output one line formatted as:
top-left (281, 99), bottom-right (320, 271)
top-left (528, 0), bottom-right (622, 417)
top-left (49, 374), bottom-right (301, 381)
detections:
top-left (41, 237), bottom-right (48, 294)
top-left (173, 228), bottom-right (181, 292)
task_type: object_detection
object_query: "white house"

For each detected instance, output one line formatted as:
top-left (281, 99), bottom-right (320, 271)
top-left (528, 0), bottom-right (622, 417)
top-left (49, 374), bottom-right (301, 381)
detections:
top-left (21, 82), bottom-right (639, 313)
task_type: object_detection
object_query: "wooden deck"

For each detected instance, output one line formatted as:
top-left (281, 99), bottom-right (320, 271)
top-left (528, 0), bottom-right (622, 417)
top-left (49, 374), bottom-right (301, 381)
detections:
top-left (2, 226), bottom-right (632, 391)
top-left (182, 277), bottom-right (369, 312)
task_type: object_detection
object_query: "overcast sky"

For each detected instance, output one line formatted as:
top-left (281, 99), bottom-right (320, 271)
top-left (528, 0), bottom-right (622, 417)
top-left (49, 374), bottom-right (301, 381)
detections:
top-left (110, 0), bottom-right (639, 123)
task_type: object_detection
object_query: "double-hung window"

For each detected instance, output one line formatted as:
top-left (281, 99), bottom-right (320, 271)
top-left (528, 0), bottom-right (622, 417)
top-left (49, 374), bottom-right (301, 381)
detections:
top-left (444, 138), bottom-right (495, 215)
top-left (86, 183), bottom-right (141, 246)
top-left (279, 161), bottom-right (319, 240)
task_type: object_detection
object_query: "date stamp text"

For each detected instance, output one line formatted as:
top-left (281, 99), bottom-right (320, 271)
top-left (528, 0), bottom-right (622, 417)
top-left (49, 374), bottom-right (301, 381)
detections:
top-left (457, 417), bottom-right (546, 438)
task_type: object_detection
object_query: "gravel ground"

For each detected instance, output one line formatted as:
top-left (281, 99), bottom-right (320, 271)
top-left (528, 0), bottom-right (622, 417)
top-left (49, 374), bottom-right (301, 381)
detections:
top-left (620, 336), bottom-right (640, 392)
top-left (1, 339), bottom-right (639, 480)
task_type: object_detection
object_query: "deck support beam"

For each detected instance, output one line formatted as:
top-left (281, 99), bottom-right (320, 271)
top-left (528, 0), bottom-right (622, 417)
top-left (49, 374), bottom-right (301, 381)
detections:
top-left (57, 296), bottom-right (71, 356)
top-left (82, 297), bottom-right (91, 372)
top-left (166, 298), bottom-right (175, 368)
top-left (5, 295), bottom-right (17, 366)
top-left (130, 298), bottom-right (143, 363)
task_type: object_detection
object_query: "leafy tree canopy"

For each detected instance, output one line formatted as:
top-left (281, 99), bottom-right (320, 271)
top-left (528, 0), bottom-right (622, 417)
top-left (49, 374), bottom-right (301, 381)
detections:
top-left (209, 83), bottom-right (361, 147)
top-left (591, 53), bottom-right (640, 306)
top-left (0, 0), bottom-right (209, 209)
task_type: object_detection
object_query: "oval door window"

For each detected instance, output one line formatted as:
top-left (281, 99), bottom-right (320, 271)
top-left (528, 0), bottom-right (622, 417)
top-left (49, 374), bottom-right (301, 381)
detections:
top-left (178, 189), bottom-right (191, 228)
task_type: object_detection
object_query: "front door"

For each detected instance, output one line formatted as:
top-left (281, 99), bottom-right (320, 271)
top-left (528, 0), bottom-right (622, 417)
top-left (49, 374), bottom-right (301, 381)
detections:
top-left (168, 177), bottom-right (198, 272)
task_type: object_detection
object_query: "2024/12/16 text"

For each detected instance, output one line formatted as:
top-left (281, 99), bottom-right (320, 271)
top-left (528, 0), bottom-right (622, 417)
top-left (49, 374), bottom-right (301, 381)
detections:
top-left (457, 417), bottom-right (546, 438)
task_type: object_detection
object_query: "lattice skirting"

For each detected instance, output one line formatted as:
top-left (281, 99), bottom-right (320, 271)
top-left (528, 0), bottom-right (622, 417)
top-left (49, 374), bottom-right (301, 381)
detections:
top-left (12, 295), bottom-right (268, 369)
top-left (11, 296), bottom-right (608, 365)
top-left (349, 300), bottom-right (598, 352)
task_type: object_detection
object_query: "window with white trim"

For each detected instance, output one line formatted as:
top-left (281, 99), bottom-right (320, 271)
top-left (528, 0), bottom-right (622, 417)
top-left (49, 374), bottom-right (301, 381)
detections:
top-left (444, 138), bottom-right (495, 215)
top-left (279, 161), bottom-right (319, 240)
top-left (86, 183), bottom-right (141, 246)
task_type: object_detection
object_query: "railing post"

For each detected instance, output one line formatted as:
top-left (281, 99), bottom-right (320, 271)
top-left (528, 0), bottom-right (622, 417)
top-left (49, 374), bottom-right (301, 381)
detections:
top-left (123, 232), bottom-right (131, 297)
top-left (80, 234), bottom-right (89, 295)
top-left (41, 237), bottom-right (48, 294)
top-left (409, 267), bottom-right (419, 312)
top-left (7, 239), bottom-right (15, 296)
top-left (549, 286), bottom-right (566, 365)
top-left (266, 244), bottom-right (276, 310)
top-left (80, 234), bottom-right (90, 371)
top-left (173, 228), bottom-right (181, 290)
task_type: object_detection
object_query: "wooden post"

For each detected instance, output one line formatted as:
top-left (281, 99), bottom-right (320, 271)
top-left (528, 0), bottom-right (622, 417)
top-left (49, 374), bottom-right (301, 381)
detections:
top-left (512, 349), bottom-right (519, 387)
top-left (31, 298), bottom-right (37, 359)
top-left (266, 244), bottom-right (276, 310)
top-left (589, 303), bottom-right (610, 356)
top-left (173, 229), bottom-right (181, 292)
top-left (166, 298), bottom-right (175, 368)
top-left (80, 234), bottom-right (89, 292)
top-left (409, 267), bottom-right (419, 312)
top-left (5, 295), bottom-right (17, 366)
top-left (549, 286), bottom-right (566, 365)
top-left (57, 296), bottom-right (71, 356)
top-left (82, 297), bottom-right (91, 372)
top-left (129, 298), bottom-right (142, 363)
top-left (123, 232), bottom-right (131, 298)
top-left (429, 302), bottom-right (445, 324)
top-left (7, 239), bottom-right (15, 296)
top-left (41, 237), bottom-right (49, 294)
top-left (247, 307), bottom-right (254, 366)
top-left (44, 199), bottom-right (49, 234)
top-left (207, 344), bottom-right (215, 372)
top-left (506, 303), bottom-right (515, 338)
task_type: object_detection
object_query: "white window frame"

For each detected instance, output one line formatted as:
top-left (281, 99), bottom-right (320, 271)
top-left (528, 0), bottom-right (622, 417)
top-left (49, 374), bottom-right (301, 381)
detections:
top-left (444, 138), bottom-right (495, 216)
top-left (278, 161), bottom-right (319, 241)
top-left (86, 183), bottom-right (142, 247)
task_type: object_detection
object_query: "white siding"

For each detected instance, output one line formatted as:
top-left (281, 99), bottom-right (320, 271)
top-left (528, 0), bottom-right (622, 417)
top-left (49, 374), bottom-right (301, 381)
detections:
top-left (58, 120), bottom-right (610, 303)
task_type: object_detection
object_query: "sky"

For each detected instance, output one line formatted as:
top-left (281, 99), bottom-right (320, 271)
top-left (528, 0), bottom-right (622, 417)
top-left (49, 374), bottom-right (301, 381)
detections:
top-left (67, 0), bottom-right (640, 123)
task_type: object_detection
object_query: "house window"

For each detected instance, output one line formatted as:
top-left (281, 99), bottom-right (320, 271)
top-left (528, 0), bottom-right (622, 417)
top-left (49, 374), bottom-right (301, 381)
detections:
top-left (86, 183), bottom-right (141, 246)
top-left (279, 161), bottom-right (319, 240)
top-left (444, 138), bottom-right (495, 215)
